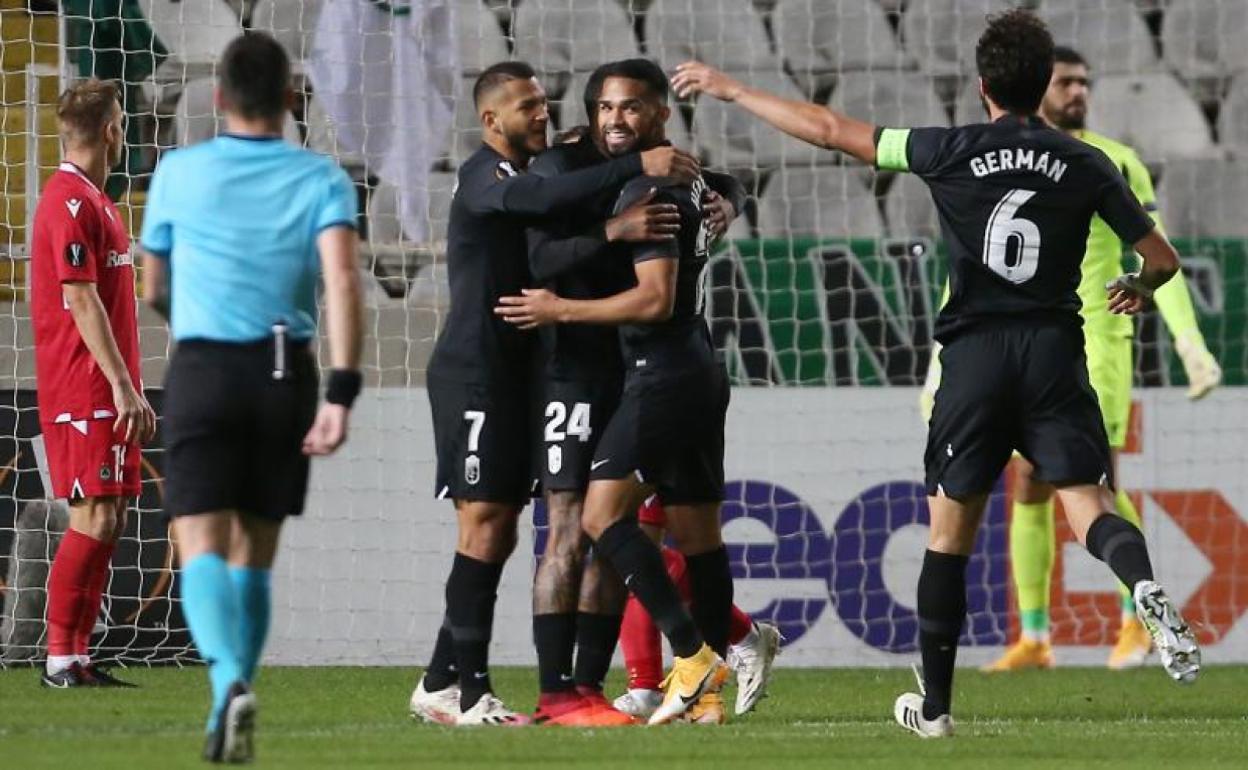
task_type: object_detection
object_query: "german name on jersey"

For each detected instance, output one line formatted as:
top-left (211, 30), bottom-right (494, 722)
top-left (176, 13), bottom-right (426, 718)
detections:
top-left (876, 116), bottom-right (1155, 343)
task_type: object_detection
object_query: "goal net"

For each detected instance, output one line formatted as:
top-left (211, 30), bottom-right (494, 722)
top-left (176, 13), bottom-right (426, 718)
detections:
top-left (1, 0), bottom-right (1245, 668)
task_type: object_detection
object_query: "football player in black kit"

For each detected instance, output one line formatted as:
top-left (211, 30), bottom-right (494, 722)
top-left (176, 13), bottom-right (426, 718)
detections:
top-left (411, 60), bottom-right (700, 726)
top-left (671, 9), bottom-right (1199, 737)
top-left (497, 61), bottom-right (736, 726)
top-left (519, 59), bottom-right (748, 726)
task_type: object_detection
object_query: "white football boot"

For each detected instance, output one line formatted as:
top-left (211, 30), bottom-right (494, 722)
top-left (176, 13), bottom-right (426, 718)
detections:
top-left (1133, 580), bottom-right (1201, 684)
top-left (408, 675), bottom-right (461, 725)
top-left (728, 621), bottom-right (783, 715)
top-left (456, 693), bottom-right (532, 726)
top-left (894, 665), bottom-right (954, 738)
top-left (613, 688), bottom-right (664, 720)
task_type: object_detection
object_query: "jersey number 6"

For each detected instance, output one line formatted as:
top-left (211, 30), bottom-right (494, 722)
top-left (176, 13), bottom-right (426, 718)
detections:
top-left (983, 188), bottom-right (1041, 284)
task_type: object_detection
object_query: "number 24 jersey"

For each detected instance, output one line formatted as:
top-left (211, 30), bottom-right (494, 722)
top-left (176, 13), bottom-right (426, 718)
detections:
top-left (876, 115), bottom-right (1155, 343)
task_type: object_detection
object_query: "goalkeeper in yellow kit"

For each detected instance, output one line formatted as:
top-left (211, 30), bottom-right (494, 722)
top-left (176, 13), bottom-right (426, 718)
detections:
top-left (920, 46), bottom-right (1222, 670)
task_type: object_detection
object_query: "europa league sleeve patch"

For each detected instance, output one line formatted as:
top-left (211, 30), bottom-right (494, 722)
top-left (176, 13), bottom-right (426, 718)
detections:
top-left (65, 242), bottom-right (87, 268)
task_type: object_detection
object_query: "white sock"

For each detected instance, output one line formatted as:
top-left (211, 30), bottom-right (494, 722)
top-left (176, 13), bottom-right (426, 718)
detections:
top-left (46, 655), bottom-right (77, 676)
top-left (77, 654), bottom-right (91, 667)
top-left (736, 624), bottom-right (760, 649)
top-left (1022, 629), bottom-right (1050, 644)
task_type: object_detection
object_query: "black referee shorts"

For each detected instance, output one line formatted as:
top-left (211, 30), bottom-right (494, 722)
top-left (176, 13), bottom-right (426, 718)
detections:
top-left (925, 321), bottom-right (1113, 498)
top-left (428, 373), bottom-right (533, 505)
top-left (536, 375), bottom-right (623, 494)
top-left (590, 362), bottom-right (730, 505)
top-left (163, 339), bottom-right (319, 520)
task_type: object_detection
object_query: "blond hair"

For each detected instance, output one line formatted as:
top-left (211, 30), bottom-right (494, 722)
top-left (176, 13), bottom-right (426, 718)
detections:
top-left (56, 78), bottom-right (120, 147)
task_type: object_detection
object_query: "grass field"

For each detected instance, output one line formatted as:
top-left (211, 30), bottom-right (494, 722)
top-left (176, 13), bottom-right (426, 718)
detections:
top-left (2, 665), bottom-right (1247, 768)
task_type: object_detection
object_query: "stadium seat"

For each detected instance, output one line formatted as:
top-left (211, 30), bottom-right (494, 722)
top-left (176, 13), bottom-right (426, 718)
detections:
top-left (1156, 156), bottom-right (1248, 238)
top-left (138, 0), bottom-right (240, 75)
top-left (691, 71), bottom-right (824, 169)
top-left (304, 95), bottom-right (367, 172)
top-left (454, 0), bottom-right (510, 76)
top-left (952, 76), bottom-right (988, 125)
top-left (828, 71), bottom-right (949, 131)
top-left (756, 166), bottom-right (883, 239)
top-left (513, 0), bottom-right (641, 76)
top-left (448, 75), bottom-right (487, 165)
top-left (1036, 0), bottom-right (1159, 75)
top-left (884, 172), bottom-right (941, 239)
top-left (174, 78), bottom-right (301, 147)
top-left (643, 0), bottom-right (779, 72)
top-left (1163, 0), bottom-right (1248, 86)
top-left (772, 0), bottom-right (912, 98)
top-left (1087, 73), bottom-right (1214, 160)
top-left (248, 0), bottom-right (323, 65)
top-left (900, 0), bottom-right (1009, 76)
top-left (1217, 76), bottom-right (1248, 154)
top-left (367, 174), bottom-right (456, 244)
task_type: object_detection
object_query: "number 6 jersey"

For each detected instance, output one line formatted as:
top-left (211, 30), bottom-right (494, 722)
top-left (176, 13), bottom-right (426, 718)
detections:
top-left (875, 115), bottom-right (1156, 343)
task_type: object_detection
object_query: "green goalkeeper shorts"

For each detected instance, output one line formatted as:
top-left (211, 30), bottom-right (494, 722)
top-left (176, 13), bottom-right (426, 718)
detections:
top-left (1084, 331), bottom-right (1133, 449)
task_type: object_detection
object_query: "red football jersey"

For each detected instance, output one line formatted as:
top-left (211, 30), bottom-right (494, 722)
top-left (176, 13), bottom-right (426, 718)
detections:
top-left (31, 162), bottom-right (141, 424)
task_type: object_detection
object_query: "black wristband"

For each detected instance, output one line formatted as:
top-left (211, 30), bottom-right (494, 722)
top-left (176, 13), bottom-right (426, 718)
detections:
top-left (326, 369), bottom-right (362, 408)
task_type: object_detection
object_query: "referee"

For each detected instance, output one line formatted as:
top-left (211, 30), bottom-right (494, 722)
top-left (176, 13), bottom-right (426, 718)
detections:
top-left (139, 33), bottom-right (363, 763)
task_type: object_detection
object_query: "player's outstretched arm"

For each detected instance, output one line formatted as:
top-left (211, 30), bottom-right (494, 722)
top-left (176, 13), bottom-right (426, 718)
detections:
top-left (64, 281), bottom-right (156, 443)
top-left (672, 61), bottom-right (877, 164)
top-left (495, 257), bottom-right (676, 329)
top-left (1107, 228), bottom-right (1180, 316)
top-left (304, 225), bottom-right (363, 456)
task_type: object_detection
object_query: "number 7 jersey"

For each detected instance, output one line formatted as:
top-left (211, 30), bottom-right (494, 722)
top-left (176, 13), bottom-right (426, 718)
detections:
top-left (875, 115), bottom-right (1156, 343)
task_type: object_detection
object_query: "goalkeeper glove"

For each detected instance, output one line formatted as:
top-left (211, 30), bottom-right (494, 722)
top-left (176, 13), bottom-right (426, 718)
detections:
top-left (1174, 329), bottom-right (1222, 401)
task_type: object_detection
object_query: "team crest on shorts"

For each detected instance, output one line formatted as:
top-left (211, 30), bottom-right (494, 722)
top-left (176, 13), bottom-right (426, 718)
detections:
top-left (465, 454), bottom-right (480, 485)
top-left (99, 463), bottom-right (112, 481)
top-left (547, 445), bottom-right (562, 475)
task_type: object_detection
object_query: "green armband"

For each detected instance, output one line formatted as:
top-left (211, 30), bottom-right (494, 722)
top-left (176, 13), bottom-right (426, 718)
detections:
top-left (876, 128), bottom-right (911, 172)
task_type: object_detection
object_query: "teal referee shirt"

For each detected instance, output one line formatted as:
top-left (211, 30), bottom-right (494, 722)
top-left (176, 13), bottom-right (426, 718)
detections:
top-left (140, 135), bottom-right (357, 343)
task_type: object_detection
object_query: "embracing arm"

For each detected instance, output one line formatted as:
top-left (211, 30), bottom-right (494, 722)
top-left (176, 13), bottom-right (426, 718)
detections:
top-left (496, 257), bottom-right (676, 329)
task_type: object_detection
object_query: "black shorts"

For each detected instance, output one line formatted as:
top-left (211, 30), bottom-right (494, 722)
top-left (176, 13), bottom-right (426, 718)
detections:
top-left (428, 373), bottom-right (532, 505)
top-left (163, 339), bottom-right (318, 519)
top-left (590, 362), bottom-right (730, 505)
top-left (537, 376), bottom-right (623, 493)
top-left (925, 322), bottom-right (1113, 498)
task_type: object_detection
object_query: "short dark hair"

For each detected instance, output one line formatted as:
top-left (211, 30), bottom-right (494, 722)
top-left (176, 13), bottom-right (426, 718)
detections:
top-left (473, 61), bottom-right (537, 108)
top-left (976, 9), bottom-right (1055, 115)
top-left (57, 78), bottom-right (120, 146)
top-left (583, 58), bottom-right (669, 115)
top-left (1053, 45), bottom-right (1087, 68)
top-left (219, 32), bottom-right (290, 119)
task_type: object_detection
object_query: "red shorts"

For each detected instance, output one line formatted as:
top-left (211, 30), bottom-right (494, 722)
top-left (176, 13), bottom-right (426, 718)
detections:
top-left (638, 494), bottom-right (667, 527)
top-left (42, 417), bottom-right (141, 500)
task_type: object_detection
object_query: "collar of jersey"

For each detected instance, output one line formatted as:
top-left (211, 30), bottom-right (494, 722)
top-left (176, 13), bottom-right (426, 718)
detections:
top-left (220, 132), bottom-right (284, 142)
top-left (58, 161), bottom-right (103, 192)
top-left (991, 114), bottom-right (1046, 128)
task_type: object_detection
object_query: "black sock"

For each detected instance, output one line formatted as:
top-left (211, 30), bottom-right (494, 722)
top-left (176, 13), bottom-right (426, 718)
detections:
top-left (444, 552), bottom-right (505, 710)
top-left (534, 612), bottom-right (578, 694)
top-left (595, 517), bottom-right (703, 658)
top-left (573, 612), bottom-right (623, 691)
top-left (685, 546), bottom-right (733, 657)
top-left (917, 549), bottom-right (968, 720)
top-left (422, 618), bottom-right (458, 692)
top-left (1085, 512), bottom-right (1154, 589)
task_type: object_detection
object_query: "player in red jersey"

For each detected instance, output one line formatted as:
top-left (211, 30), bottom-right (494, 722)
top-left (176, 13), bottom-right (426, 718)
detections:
top-left (30, 80), bottom-right (157, 688)
top-left (613, 495), bottom-right (782, 722)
